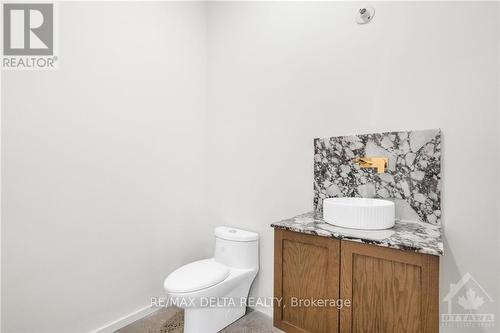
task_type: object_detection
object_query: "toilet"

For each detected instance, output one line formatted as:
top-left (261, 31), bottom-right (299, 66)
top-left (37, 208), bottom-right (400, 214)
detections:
top-left (164, 226), bottom-right (259, 333)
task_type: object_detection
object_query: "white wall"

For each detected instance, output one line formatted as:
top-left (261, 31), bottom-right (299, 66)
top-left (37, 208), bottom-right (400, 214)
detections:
top-left (498, 1), bottom-right (500, 320)
top-left (206, 2), bottom-right (500, 329)
top-left (1, 2), bottom-right (211, 332)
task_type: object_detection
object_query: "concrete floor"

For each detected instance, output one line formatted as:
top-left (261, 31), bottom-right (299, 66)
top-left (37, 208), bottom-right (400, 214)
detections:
top-left (220, 311), bottom-right (284, 333)
top-left (115, 307), bottom-right (183, 333)
top-left (115, 308), bottom-right (284, 333)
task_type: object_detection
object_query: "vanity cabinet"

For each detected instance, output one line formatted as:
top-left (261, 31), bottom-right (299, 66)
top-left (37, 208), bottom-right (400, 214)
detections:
top-left (273, 229), bottom-right (340, 333)
top-left (273, 229), bottom-right (439, 333)
top-left (340, 240), bottom-right (439, 333)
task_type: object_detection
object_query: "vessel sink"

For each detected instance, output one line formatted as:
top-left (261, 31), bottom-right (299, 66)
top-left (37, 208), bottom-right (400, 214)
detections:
top-left (322, 197), bottom-right (395, 230)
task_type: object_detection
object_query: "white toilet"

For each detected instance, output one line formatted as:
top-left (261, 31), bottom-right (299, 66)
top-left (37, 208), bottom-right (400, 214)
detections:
top-left (164, 226), bottom-right (259, 333)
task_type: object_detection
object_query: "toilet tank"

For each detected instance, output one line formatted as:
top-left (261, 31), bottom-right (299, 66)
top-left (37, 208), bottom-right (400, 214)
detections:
top-left (214, 227), bottom-right (259, 270)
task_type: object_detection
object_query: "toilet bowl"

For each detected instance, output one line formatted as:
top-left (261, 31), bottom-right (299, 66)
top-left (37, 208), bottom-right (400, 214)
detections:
top-left (164, 226), bottom-right (259, 333)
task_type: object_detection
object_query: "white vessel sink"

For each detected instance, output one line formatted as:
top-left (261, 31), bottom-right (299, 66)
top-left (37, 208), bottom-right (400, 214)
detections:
top-left (323, 197), bottom-right (395, 230)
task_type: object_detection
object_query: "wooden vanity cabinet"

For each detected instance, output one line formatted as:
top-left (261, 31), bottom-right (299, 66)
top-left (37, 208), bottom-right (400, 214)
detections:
top-left (274, 229), bottom-right (340, 333)
top-left (340, 241), bottom-right (439, 333)
top-left (274, 229), bottom-right (440, 333)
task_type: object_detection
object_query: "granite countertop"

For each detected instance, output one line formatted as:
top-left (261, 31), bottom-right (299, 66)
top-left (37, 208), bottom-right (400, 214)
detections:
top-left (270, 211), bottom-right (443, 256)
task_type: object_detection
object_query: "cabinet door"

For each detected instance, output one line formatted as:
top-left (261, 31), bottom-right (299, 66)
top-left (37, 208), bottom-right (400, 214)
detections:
top-left (274, 229), bottom-right (340, 333)
top-left (340, 240), bottom-right (439, 333)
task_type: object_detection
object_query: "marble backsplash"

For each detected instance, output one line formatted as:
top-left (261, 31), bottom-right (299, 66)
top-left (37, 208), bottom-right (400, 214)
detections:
top-left (313, 129), bottom-right (441, 225)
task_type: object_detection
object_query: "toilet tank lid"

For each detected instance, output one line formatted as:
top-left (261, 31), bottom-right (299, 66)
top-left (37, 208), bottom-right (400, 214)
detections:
top-left (215, 226), bottom-right (259, 242)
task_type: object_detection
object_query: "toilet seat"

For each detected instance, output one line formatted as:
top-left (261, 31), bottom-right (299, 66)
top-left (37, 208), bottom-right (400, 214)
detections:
top-left (164, 259), bottom-right (230, 293)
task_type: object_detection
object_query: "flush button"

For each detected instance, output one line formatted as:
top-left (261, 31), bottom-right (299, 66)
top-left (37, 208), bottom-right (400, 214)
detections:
top-left (229, 229), bottom-right (237, 233)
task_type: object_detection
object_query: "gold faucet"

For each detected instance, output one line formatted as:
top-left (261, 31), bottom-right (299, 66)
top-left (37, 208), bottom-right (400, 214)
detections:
top-left (352, 157), bottom-right (388, 173)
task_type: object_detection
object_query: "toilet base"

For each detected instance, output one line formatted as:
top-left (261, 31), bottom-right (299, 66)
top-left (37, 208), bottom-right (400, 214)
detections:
top-left (184, 305), bottom-right (246, 333)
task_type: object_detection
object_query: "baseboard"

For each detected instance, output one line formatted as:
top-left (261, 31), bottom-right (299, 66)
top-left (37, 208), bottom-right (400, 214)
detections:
top-left (89, 304), bottom-right (271, 333)
top-left (249, 305), bottom-right (273, 318)
top-left (88, 305), bottom-right (157, 333)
